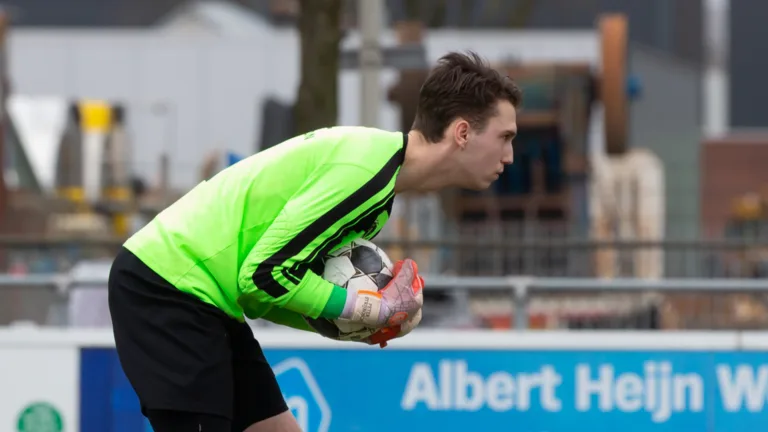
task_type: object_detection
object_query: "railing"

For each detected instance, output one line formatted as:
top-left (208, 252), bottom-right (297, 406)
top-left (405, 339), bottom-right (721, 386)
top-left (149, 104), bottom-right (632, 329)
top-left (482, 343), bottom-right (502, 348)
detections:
top-left (374, 238), bottom-right (768, 278)
top-left (3, 269), bottom-right (768, 332)
top-left (422, 275), bottom-right (768, 330)
top-left (0, 236), bottom-right (767, 278)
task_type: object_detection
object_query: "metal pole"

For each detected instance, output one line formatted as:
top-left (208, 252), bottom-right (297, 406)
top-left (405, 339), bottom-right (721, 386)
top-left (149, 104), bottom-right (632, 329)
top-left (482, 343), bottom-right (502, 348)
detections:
top-left (513, 277), bottom-right (533, 330)
top-left (358, 0), bottom-right (384, 126)
top-left (703, 0), bottom-right (730, 138)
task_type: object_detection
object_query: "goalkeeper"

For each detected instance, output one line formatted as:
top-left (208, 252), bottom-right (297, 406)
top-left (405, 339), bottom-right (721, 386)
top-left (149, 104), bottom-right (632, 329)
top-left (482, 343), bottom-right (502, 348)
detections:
top-left (108, 50), bottom-right (520, 432)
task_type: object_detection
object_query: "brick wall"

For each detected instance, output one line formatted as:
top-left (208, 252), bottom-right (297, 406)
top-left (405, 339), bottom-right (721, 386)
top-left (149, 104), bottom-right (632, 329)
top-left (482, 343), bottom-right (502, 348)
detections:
top-left (700, 134), bottom-right (768, 236)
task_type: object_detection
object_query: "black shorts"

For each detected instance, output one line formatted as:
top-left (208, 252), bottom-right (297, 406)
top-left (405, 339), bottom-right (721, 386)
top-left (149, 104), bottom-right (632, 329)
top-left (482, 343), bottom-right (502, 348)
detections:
top-left (107, 247), bottom-right (288, 428)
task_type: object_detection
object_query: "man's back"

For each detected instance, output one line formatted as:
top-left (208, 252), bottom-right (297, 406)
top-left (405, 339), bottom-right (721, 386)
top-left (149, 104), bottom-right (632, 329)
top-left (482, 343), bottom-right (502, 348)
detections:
top-left (124, 126), bottom-right (406, 320)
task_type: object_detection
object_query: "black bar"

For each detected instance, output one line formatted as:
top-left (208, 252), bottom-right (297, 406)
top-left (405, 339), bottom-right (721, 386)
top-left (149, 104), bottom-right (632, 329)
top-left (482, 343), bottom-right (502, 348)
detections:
top-left (339, 44), bottom-right (428, 69)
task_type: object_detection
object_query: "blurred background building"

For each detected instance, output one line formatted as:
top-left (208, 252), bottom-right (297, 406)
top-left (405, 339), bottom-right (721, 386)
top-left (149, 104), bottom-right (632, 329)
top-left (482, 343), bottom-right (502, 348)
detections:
top-left (0, 0), bottom-right (767, 332)
top-left (3, 3), bottom-right (768, 431)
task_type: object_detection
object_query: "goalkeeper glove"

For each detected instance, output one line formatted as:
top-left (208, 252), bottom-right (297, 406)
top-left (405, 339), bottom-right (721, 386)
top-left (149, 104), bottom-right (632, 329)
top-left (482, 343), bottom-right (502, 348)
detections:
top-left (339, 258), bottom-right (424, 329)
top-left (367, 307), bottom-right (422, 348)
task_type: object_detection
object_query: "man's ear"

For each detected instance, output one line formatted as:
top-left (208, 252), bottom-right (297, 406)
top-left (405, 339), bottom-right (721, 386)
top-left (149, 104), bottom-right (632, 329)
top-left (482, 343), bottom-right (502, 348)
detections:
top-left (453, 119), bottom-right (470, 150)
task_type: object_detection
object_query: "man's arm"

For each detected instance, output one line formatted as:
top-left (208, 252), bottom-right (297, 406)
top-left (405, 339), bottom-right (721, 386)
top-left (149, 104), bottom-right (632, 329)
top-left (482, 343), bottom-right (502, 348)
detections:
top-left (261, 308), bottom-right (317, 332)
top-left (238, 157), bottom-right (401, 319)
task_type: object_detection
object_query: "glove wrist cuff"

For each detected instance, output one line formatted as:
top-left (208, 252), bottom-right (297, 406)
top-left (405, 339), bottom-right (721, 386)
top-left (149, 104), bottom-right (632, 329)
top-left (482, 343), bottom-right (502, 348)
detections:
top-left (340, 290), bottom-right (383, 327)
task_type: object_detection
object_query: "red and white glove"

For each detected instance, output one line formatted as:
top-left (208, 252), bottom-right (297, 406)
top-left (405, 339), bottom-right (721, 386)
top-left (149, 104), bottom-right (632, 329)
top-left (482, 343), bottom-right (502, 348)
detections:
top-left (339, 258), bottom-right (424, 345)
top-left (367, 307), bottom-right (422, 348)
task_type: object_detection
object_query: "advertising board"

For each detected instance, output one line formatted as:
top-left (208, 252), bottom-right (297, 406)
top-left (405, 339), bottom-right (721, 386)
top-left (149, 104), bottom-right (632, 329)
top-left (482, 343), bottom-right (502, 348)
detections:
top-left (3, 330), bottom-right (768, 431)
top-left (0, 345), bottom-right (78, 432)
top-left (264, 349), bottom-right (768, 432)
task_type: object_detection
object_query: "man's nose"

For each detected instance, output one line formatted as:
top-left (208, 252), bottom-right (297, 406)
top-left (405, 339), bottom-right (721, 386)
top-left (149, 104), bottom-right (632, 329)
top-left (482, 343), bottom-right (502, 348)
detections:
top-left (502, 143), bottom-right (514, 164)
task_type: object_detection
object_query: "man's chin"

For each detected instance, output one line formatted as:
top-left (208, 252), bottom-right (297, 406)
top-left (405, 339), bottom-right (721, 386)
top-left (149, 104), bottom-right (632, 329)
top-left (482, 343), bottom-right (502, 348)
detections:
top-left (464, 180), bottom-right (494, 191)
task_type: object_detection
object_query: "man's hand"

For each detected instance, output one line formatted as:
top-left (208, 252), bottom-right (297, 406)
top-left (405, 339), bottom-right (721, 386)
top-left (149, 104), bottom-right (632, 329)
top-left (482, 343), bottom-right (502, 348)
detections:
top-left (367, 307), bottom-right (422, 348)
top-left (340, 259), bottom-right (423, 329)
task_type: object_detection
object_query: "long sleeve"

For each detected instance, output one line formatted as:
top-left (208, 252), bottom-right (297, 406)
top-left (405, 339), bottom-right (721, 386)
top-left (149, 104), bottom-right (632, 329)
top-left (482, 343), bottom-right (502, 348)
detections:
top-left (238, 156), bottom-right (401, 319)
top-left (261, 308), bottom-right (317, 333)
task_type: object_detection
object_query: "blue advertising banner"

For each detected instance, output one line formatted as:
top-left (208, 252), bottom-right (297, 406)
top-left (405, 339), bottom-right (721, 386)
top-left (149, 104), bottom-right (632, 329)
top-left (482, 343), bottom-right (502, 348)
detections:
top-left (81, 348), bottom-right (768, 432)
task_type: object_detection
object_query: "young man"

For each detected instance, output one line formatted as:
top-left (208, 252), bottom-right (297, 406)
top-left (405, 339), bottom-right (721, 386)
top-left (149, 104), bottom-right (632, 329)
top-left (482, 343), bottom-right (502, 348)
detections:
top-left (108, 50), bottom-right (520, 432)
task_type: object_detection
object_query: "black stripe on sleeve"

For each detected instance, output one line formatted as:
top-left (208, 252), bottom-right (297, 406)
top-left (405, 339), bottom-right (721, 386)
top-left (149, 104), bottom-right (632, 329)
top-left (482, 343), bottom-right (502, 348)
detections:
top-left (252, 149), bottom-right (404, 298)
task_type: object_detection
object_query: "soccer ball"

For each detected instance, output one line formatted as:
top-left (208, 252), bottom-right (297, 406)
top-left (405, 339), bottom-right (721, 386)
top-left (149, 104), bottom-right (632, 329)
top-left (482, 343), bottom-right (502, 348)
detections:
top-left (306, 239), bottom-right (394, 340)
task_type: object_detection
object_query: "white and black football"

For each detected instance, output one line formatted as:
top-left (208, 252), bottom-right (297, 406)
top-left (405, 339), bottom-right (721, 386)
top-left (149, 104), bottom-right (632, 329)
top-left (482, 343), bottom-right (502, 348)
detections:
top-left (306, 239), bottom-right (394, 340)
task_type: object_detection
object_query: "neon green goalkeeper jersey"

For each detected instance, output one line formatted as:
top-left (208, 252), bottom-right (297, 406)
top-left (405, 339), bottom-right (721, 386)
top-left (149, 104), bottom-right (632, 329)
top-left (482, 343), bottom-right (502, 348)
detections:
top-left (124, 126), bottom-right (406, 322)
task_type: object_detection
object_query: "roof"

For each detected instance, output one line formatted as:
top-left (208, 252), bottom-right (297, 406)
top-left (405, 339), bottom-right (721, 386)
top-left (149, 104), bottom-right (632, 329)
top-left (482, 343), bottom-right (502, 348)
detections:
top-left (156, 1), bottom-right (268, 36)
top-left (0, 0), bottom-right (183, 27)
top-left (0, 0), bottom-right (276, 28)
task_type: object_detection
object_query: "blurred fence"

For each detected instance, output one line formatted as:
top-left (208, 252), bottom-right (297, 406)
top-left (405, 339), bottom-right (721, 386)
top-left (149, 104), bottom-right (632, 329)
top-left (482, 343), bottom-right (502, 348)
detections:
top-left (0, 236), bottom-right (121, 274)
top-left (3, 257), bottom-right (768, 332)
top-left (376, 238), bottom-right (768, 279)
top-left (2, 236), bottom-right (768, 278)
top-left (423, 276), bottom-right (768, 331)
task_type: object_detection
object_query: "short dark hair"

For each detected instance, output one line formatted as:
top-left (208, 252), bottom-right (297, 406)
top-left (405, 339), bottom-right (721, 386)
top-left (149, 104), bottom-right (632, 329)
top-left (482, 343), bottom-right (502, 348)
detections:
top-left (412, 51), bottom-right (521, 142)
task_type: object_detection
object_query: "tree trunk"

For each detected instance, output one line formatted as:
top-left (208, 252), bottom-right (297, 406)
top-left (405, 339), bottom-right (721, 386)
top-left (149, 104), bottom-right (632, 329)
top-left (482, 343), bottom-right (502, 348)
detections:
top-left (294, 0), bottom-right (343, 135)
